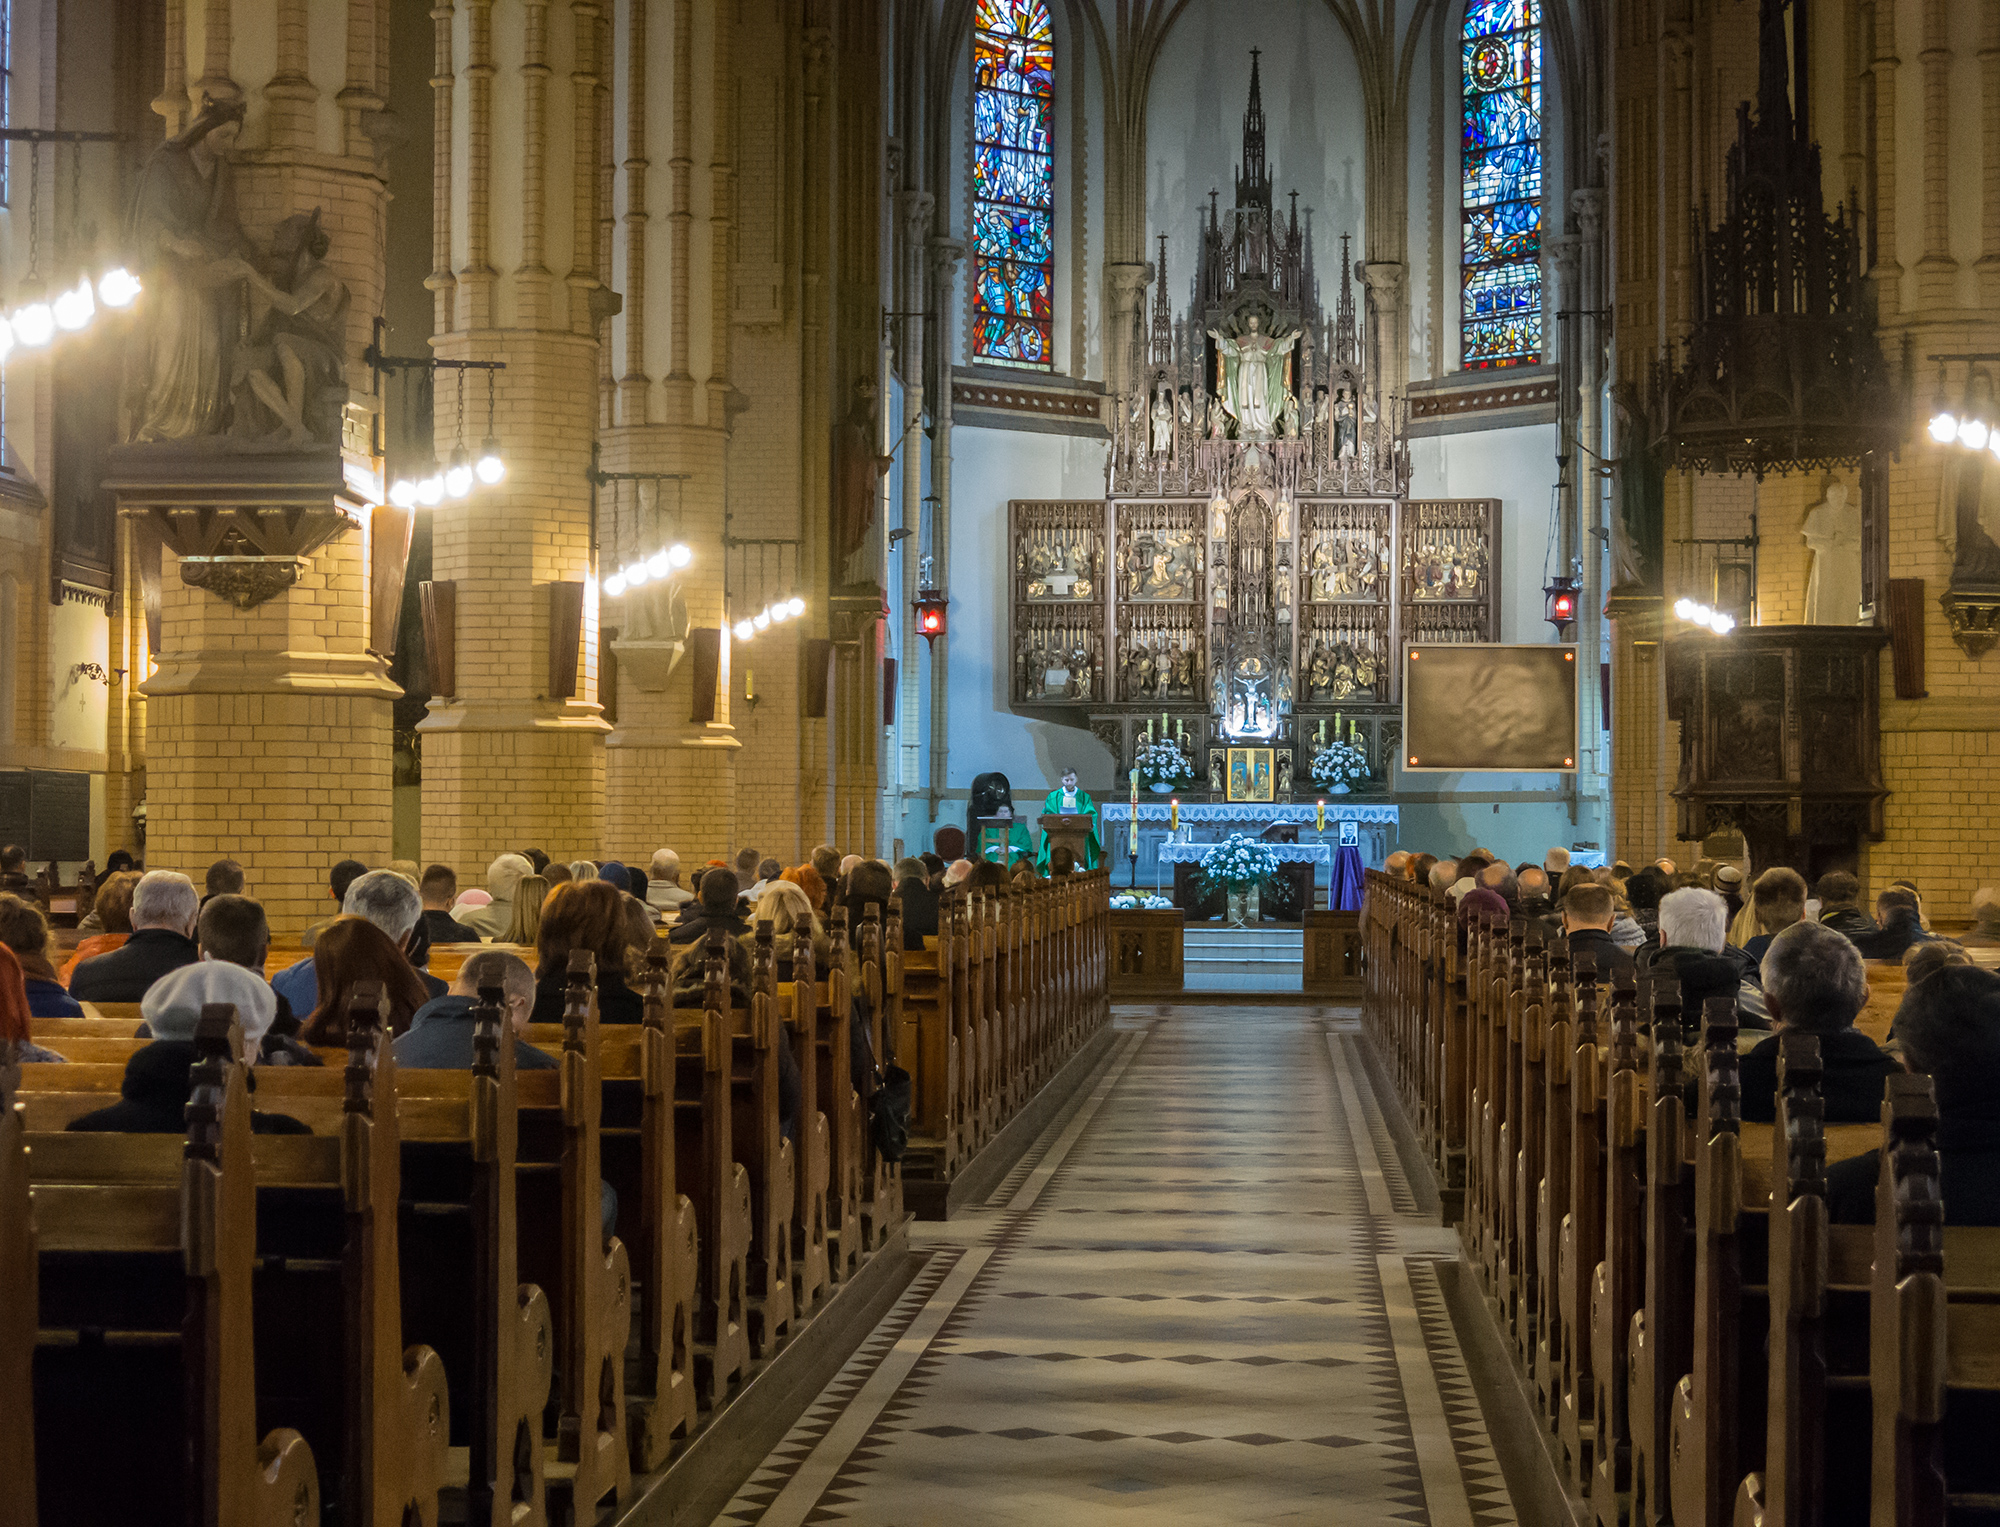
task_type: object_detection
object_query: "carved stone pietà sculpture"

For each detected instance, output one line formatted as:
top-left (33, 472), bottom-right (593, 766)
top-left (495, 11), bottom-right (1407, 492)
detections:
top-left (124, 96), bottom-right (256, 442)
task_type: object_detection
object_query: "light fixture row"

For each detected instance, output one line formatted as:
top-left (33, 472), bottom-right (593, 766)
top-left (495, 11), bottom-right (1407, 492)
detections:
top-left (387, 442), bottom-right (506, 507)
top-left (1673, 597), bottom-right (1737, 634)
top-left (602, 543), bottom-right (694, 598)
top-left (734, 597), bottom-right (807, 642)
top-left (0, 265), bottom-right (141, 362)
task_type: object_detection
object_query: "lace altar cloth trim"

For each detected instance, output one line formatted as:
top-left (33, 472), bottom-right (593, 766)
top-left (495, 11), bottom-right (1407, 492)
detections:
top-left (1101, 802), bottom-right (1399, 825)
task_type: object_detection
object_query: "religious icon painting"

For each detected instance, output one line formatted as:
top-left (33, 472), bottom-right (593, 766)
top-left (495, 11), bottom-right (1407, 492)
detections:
top-left (1226, 746), bottom-right (1276, 804)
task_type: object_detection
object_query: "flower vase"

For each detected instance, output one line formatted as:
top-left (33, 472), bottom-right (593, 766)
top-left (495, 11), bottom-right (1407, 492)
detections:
top-left (1330, 782), bottom-right (1351, 795)
top-left (1226, 882), bottom-right (1261, 927)
top-left (1148, 781), bottom-right (1176, 794)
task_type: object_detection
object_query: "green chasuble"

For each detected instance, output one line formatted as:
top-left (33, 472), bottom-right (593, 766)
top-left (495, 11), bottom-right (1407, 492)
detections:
top-left (1034, 789), bottom-right (1102, 871)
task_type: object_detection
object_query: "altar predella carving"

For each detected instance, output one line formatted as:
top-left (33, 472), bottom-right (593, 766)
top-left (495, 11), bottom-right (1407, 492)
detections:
top-left (1006, 57), bottom-right (1499, 794)
top-left (112, 92), bottom-right (375, 611)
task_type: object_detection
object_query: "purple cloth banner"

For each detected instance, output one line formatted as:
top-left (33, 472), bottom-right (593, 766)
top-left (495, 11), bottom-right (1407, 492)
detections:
top-left (1332, 845), bottom-right (1366, 912)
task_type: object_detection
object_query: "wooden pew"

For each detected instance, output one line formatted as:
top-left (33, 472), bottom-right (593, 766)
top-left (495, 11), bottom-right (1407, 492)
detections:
top-left (1, 1062), bottom-right (30, 1527)
top-left (780, 924), bottom-right (832, 1315)
top-left (1627, 978), bottom-right (1693, 1527)
top-left (1510, 938), bottom-right (1549, 1372)
top-left (898, 892), bottom-right (960, 1176)
top-left (1556, 950), bottom-right (1608, 1484)
top-left (1589, 976), bottom-right (1644, 1522)
top-left (1535, 940), bottom-right (1577, 1423)
top-left (619, 948), bottom-right (700, 1469)
top-left (1731, 1030), bottom-right (1877, 1527)
top-left (660, 937), bottom-right (752, 1407)
top-left (818, 909), bottom-right (864, 1281)
top-left (537, 954), bottom-right (632, 1517)
top-left (1868, 1073), bottom-right (2000, 1526)
top-left (739, 926), bottom-right (797, 1353)
top-left (27, 1012), bottom-right (323, 1527)
top-left (852, 902), bottom-right (899, 1251)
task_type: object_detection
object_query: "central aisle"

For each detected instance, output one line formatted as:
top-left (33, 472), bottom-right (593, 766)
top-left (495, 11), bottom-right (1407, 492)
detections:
top-left (713, 1007), bottom-right (1522, 1526)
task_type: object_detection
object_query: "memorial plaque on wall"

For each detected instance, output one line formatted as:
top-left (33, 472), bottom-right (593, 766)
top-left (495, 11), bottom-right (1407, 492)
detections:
top-left (0, 771), bottom-right (29, 850)
top-left (29, 771), bottom-right (92, 861)
top-left (1402, 644), bottom-right (1577, 772)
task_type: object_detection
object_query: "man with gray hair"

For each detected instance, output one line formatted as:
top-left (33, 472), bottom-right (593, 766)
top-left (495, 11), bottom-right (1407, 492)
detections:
top-left (394, 948), bottom-right (555, 1071)
top-left (647, 849), bottom-right (694, 911)
top-left (70, 869), bottom-right (203, 1002)
top-left (461, 853), bottom-right (534, 940)
top-left (1738, 919), bottom-right (1897, 1123)
top-left (272, 867), bottom-right (443, 1016)
top-left (1636, 886), bottom-right (1765, 1027)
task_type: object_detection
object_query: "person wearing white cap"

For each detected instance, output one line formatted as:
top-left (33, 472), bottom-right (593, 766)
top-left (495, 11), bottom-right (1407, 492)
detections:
top-left (67, 962), bottom-right (310, 1135)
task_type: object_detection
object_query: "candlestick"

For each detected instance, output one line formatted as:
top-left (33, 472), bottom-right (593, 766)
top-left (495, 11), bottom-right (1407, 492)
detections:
top-left (1318, 718), bottom-right (1326, 746)
top-left (1143, 719), bottom-right (1152, 743)
top-left (1129, 767), bottom-right (1140, 790)
top-left (1350, 720), bottom-right (1358, 745)
top-left (1128, 819), bottom-right (1139, 856)
top-left (1169, 798), bottom-right (1180, 831)
top-left (1316, 798), bottom-right (1326, 832)
top-left (1334, 711), bottom-right (1341, 739)
top-left (1160, 710), bottom-right (1168, 736)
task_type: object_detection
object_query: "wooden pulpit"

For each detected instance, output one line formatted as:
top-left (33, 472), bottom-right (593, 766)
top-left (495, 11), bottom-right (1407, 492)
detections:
top-left (1038, 813), bottom-right (1097, 868)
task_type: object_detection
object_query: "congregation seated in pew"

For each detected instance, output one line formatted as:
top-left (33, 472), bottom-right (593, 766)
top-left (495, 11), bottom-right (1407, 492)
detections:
top-left (60, 868), bottom-right (140, 977)
top-left (531, 878), bottom-right (647, 1022)
top-left (1, 943), bottom-right (66, 1062)
top-left (68, 869), bottom-right (202, 1002)
top-left (1825, 965), bottom-right (2000, 1225)
top-left (1638, 886), bottom-right (1766, 1027)
top-left (195, 891), bottom-right (320, 1065)
top-left (394, 947), bottom-right (556, 1070)
top-left (67, 962), bottom-right (310, 1134)
top-left (298, 916), bottom-right (433, 1044)
top-left (418, 861), bottom-right (481, 944)
top-left (459, 852), bottom-right (532, 940)
top-left (668, 865), bottom-right (753, 948)
top-left (1740, 919), bottom-right (1899, 1123)
top-left (1555, 881), bottom-right (1633, 981)
top-left (275, 868), bottom-right (444, 1016)
top-left (0, 893), bottom-right (83, 1017)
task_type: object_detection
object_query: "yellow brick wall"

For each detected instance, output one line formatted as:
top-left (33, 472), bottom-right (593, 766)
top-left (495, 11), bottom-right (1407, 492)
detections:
top-left (144, 533), bottom-right (396, 937)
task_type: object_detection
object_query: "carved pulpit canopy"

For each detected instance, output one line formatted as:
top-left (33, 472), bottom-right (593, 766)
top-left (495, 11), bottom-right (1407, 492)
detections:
top-left (1654, 0), bottom-right (1899, 479)
top-left (113, 92), bottom-right (370, 608)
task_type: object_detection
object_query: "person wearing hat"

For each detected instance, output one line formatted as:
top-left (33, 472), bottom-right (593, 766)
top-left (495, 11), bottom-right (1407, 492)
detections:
top-left (66, 963), bottom-right (310, 1135)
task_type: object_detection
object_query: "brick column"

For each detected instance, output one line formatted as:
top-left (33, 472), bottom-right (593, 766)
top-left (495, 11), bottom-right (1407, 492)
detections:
top-left (420, 0), bottom-right (612, 872)
top-left (135, 2), bottom-right (396, 936)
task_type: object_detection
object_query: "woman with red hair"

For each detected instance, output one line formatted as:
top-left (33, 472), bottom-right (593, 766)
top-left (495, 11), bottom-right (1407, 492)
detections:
top-left (0, 943), bottom-right (66, 1063)
top-left (298, 917), bottom-right (431, 1045)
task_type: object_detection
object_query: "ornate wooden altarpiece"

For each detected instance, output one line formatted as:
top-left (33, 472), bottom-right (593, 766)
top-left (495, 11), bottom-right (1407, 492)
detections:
top-left (1005, 58), bottom-right (1498, 796)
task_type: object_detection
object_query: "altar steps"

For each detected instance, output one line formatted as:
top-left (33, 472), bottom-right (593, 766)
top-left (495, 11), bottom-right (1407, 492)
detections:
top-left (1182, 925), bottom-right (1304, 992)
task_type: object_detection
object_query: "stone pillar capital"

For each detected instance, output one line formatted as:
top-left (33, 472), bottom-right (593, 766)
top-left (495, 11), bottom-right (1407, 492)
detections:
top-left (1362, 261), bottom-right (1406, 306)
top-left (1105, 260), bottom-right (1154, 314)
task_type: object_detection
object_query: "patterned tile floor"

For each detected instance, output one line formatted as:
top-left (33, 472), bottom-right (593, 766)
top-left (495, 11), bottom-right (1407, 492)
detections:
top-left (712, 1006), bottom-right (1520, 1526)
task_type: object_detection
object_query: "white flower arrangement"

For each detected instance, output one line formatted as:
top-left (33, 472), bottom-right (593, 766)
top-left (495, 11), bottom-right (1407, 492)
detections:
top-left (1309, 739), bottom-right (1370, 788)
top-left (1135, 738), bottom-right (1192, 788)
top-left (1110, 892), bottom-right (1176, 910)
top-left (1198, 834), bottom-right (1282, 889)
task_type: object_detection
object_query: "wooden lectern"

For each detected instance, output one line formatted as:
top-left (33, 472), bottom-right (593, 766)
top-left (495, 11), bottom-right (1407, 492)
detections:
top-left (1038, 813), bottom-right (1097, 868)
top-left (971, 815), bottom-right (1018, 864)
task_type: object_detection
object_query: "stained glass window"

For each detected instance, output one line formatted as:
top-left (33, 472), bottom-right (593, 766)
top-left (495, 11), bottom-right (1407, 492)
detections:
top-left (973, 0), bottom-right (1055, 368)
top-left (1461, 0), bottom-right (1542, 368)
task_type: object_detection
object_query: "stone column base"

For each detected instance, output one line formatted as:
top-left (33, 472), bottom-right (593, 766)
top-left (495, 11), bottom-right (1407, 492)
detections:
top-left (606, 728), bottom-right (740, 864)
top-left (420, 701), bottom-right (610, 875)
top-left (145, 687), bottom-right (396, 938)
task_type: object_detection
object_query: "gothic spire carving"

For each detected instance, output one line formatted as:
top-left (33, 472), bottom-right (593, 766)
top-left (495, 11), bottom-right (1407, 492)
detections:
top-left (1657, 0), bottom-right (1897, 477)
top-left (1235, 49), bottom-right (1271, 213)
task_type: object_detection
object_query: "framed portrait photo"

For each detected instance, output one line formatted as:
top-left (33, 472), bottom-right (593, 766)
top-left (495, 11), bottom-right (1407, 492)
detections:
top-left (1225, 746), bottom-right (1275, 804)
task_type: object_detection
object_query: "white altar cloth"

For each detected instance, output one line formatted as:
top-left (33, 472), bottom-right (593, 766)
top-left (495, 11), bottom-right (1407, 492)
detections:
top-left (1101, 801), bottom-right (1399, 826)
top-left (1158, 841), bottom-right (1333, 866)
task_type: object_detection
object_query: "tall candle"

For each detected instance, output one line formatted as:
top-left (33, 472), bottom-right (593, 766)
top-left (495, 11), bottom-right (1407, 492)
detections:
top-left (1350, 720), bottom-right (1358, 745)
top-left (1169, 798), bottom-right (1180, 831)
top-left (1334, 711), bottom-right (1342, 739)
top-left (1316, 798), bottom-right (1326, 832)
top-left (1318, 718), bottom-right (1326, 746)
top-left (1129, 767), bottom-right (1140, 791)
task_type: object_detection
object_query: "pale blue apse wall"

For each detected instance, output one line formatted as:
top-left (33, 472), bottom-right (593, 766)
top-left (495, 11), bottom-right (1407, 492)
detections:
top-left (1401, 420), bottom-right (1608, 863)
top-left (910, 423), bottom-right (1114, 854)
top-left (1145, 2), bottom-right (1367, 283)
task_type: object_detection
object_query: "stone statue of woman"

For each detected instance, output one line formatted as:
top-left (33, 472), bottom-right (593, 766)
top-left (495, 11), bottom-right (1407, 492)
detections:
top-left (124, 96), bottom-right (258, 443)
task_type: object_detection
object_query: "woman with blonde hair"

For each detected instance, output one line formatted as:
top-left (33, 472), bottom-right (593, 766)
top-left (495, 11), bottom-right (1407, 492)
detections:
top-left (503, 874), bottom-right (550, 946)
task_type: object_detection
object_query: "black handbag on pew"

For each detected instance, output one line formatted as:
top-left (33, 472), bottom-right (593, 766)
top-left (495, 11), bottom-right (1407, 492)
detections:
top-left (870, 1062), bottom-right (912, 1163)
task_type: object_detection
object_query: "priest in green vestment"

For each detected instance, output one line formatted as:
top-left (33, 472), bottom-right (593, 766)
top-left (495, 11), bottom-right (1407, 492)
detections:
top-left (1034, 768), bottom-right (1102, 872)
